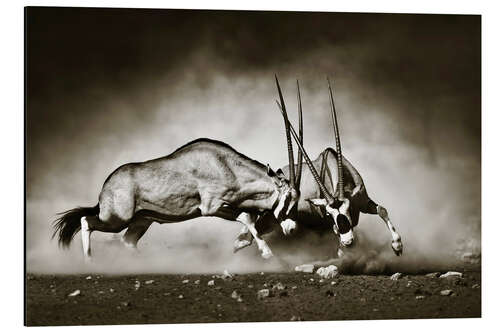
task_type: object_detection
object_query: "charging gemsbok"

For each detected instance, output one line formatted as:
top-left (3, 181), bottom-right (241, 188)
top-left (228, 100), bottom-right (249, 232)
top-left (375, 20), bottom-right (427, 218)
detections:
top-left (52, 136), bottom-right (302, 261)
top-left (235, 78), bottom-right (403, 257)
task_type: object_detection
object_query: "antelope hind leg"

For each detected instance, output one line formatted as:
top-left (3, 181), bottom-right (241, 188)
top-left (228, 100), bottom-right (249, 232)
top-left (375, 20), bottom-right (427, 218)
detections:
top-left (81, 216), bottom-right (96, 262)
top-left (122, 219), bottom-right (153, 250)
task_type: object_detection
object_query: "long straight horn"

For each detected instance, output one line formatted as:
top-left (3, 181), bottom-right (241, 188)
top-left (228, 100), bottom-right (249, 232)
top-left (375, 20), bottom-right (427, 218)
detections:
top-left (275, 75), bottom-right (295, 187)
top-left (327, 78), bottom-right (344, 200)
top-left (276, 101), bottom-right (335, 204)
top-left (295, 80), bottom-right (304, 188)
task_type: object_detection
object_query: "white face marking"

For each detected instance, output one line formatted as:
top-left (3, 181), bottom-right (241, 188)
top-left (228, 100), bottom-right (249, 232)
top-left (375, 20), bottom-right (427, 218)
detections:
top-left (273, 190), bottom-right (289, 219)
top-left (340, 230), bottom-right (354, 246)
top-left (280, 218), bottom-right (297, 236)
top-left (325, 205), bottom-right (338, 217)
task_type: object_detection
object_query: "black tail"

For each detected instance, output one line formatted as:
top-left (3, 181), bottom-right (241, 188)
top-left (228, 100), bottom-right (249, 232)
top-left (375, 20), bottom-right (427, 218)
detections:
top-left (52, 204), bottom-right (99, 248)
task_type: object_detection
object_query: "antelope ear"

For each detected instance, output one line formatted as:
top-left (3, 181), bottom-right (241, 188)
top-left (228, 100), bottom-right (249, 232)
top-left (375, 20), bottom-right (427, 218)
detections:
top-left (308, 198), bottom-right (328, 207)
top-left (267, 164), bottom-right (277, 177)
top-left (276, 168), bottom-right (285, 178)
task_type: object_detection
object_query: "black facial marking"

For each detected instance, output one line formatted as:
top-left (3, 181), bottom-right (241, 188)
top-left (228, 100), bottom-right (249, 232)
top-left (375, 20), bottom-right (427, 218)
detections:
top-left (336, 214), bottom-right (351, 234)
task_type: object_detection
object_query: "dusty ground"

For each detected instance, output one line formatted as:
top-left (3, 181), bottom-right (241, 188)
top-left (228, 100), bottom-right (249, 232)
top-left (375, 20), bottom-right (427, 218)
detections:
top-left (26, 268), bottom-right (480, 326)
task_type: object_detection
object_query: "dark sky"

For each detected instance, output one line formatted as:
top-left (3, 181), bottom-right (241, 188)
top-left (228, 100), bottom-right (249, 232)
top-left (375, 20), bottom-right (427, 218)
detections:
top-left (26, 8), bottom-right (480, 168)
top-left (25, 7), bottom-right (481, 273)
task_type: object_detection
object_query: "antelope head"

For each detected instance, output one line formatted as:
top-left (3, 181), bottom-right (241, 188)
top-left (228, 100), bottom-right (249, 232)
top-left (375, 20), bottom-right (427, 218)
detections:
top-left (275, 77), bottom-right (354, 247)
top-left (271, 76), bottom-right (305, 236)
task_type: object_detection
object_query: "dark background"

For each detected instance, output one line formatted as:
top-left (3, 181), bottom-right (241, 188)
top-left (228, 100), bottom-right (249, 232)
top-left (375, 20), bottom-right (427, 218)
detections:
top-left (26, 8), bottom-right (480, 274)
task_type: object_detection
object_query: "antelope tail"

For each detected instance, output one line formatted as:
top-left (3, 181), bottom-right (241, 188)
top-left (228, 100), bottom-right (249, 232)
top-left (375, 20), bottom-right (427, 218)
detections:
top-left (52, 204), bottom-right (99, 248)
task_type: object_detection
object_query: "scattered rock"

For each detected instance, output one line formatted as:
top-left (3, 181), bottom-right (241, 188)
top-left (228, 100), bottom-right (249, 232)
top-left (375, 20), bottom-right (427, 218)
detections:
top-left (85, 276), bottom-right (92, 280)
top-left (416, 295), bottom-right (425, 300)
top-left (325, 290), bottom-right (335, 297)
top-left (257, 289), bottom-right (270, 300)
top-left (440, 271), bottom-right (463, 279)
top-left (145, 280), bottom-right (154, 285)
top-left (440, 289), bottom-right (453, 296)
top-left (207, 280), bottom-right (215, 286)
top-left (390, 272), bottom-right (403, 280)
top-left (331, 281), bottom-right (337, 286)
top-left (231, 290), bottom-right (241, 299)
top-left (272, 282), bottom-right (285, 291)
top-left (178, 294), bottom-right (184, 299)
top-left (134, 281), bottom-right (141, 290)
top-left (292, 286), bottom-right (298, 289)
top-left (290, 316), bottom-right (302, 321)
top-left (68, 290), bottom-right (80, 297)
top-left (295, 264), bottom-right (314, 273)
top-left (120, 301), bottom-right (131, 307)
top-left (260, 272), bottom-right (265, 275)
top-left (164, 292), bottom-right (171, 296)
top-left (248, 284), bottom-right (254, 288)
top-left (221, 269), bottom-right (233, 280)
top-left (316, 265), bottom-right (339, 279)
top-left (472, 284), bottom-right (480, 289)
top-left (373, 308), bottom-right (379, 312)
top-left (319, 279), bottom-right (324, 283)
top-left (109, 288), bottom-right (114, 293)
top-left (182, 279), bottom-right (189, 284)
top-left (194, 280), bottom-right (200, 285)
top-left (425, 272), bottom-right (440, 278)
top-left (98, 291), bottom-right (104, 294)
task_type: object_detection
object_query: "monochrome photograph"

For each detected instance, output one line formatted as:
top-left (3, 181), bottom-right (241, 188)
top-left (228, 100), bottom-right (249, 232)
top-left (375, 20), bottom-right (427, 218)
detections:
top-left (25, 6), bottom-right (481, 326)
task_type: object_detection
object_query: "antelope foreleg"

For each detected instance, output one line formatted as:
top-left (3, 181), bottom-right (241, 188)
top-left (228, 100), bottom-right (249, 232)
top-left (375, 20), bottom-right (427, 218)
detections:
top-left (233, 225), bottom-right (253, 253)
top-left (236, 212), bottom-right (273, 259)
top-left (376, 205), bottom-right (403, 256)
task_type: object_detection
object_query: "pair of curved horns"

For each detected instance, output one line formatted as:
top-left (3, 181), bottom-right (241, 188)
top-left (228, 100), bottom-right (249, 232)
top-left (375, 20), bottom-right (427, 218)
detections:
top-left (274, 77), bottom-right (344, 204)
top-left (275, 75), bottom-right (303, 190)
top-left (327, 78), bottom-right (344, 200)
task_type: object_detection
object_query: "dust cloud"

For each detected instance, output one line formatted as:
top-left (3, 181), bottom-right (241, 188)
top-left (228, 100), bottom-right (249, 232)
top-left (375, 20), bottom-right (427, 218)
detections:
top-left (26, 9), bottom-right (480, 274)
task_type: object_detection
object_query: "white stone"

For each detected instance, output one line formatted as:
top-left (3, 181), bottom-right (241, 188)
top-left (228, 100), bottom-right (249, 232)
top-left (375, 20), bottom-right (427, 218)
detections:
top-left (390, 272), bottom-right (403, 280)
top-left (439, 271), bottom-right (463, 278)
top-left (440, 289), bottom-right (453, 296)
top-left (207, 280), bottom-right (215, 286)
top-left (272, 282), bottom-right (285, 291)
top-left (222, 269), bottom-right (233, 279)
top-left (295, 264), bottom-right (314, 273)
top-left (68, 290), bottom-right (80, 297)
top-left (257, 289), bottom-right (270, 299)
top-left (316, 265), bottom-right (339, 279)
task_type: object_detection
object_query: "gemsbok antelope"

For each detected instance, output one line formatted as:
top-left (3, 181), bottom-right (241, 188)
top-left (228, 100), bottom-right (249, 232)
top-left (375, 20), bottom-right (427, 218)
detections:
top-left (52, 136), bottom-right (302, 261)
top-left (235, 78), bottom-right (403, 259)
